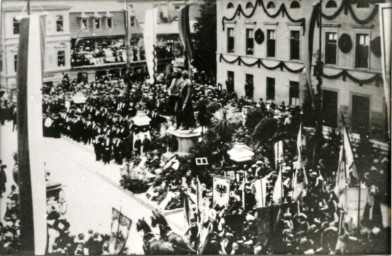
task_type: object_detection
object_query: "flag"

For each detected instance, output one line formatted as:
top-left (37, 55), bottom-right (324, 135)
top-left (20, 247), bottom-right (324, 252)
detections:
top-left (212, 176), bottom-right (231, 207)
top-left (300, 3), bottom-right (321, 109)
top-left (254, 178), bottom-right (268, 208)
top-left (178, 4), bottom-right (193, 69)
top-left (183, 193), bottom-right (195, 230)
top-left (338, 186), bottom-right (368, 231)
top-left (334, 146), bottom-right (347, 196)
top-left (272, 166), bottom-right (283, 204)
top-left (109, 208), bottom-right (132, 255)
top-left (292, 167), bottom-right (308, 201)
top-left (379, 3), bottom-right (391, 138)
top-left (341, 122), bottom-right (359, 183)
top-left (274, 140), bottom-right (284, 169)
top-left (17, 15), bottom-right (47, 255)
top-left (196, 176), bottom-right (203, 222)
top-left (296, 123), bottom-right (306, 163)
top-left (256, 205), bottom-right (281, 246)
top-left (143, 8), bottom-right (158, 83)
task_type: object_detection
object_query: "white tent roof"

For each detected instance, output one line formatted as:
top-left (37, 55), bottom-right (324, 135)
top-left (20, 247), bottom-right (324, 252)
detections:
top-left (227, 143), bottom-right (254, 162)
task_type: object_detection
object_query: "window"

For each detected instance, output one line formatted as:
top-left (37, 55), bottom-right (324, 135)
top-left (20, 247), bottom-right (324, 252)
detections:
top-left (357, 0), bottom-right (370, 8)
top-left (267, 30), bottom-right (276, 57)
top-left (266, 77), bottom-right (275, 100)
top-left (227, 3), bottom-right (234, 9)
top-left (226, 71), bottom-right (234, 93)
top-left (57, 51), bottom-right (65, 67)
top-left (227, 28), bottom-right (235, 53)
top-left (107, 18), bottom-right (112, 28)
top-left (326, 0), bottom-right (337, 8)
top-left (81, 19), bottom-right (88, 30)
top-left (352, 94), bottom-right (370, 134)
top-left (355, 34), bottom-right (370, 68)
top-left (246, 29), bottom-right (254, 55)
top-left (267, 1), bottom-right (276, 9)
top-left (290, 31), bottom-right (300, 60)
top-left (56, 15), bottom-right (64, 32)
top-left (13, 18), bottom-right (20, 34)
top-left (322, 90), bottom-right (338, 127)
top-left (289, 81), bottom-right (299, 105)
top-left (325, 32), bottom-right (338, 64)
top-left (290, 1), bottom-right (301, 9)
top-left (94, 18), bottom-right (101, 29)
top-left (245, 74), bottom-right (254, 98)
top-left (130, 17), bottom-right (135, 27)
top-left (14, 55), bottom-right (18, 72)
top-left (246, 2), bottom-right (254, 9)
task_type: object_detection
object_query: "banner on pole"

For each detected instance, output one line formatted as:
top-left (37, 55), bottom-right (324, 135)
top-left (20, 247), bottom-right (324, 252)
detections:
top-left (339, 187), bottom-right (368, 229)
top-left (109, 208), bottom-right (132, 255)
top-left (212, 176), bottom-right (231, 207)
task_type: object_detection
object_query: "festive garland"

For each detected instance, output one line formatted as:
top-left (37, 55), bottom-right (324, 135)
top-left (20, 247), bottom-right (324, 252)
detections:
top-left (219, 53), bottom-right (383, 86)
top-left (222, 0), bottom-right (306, 34)
top-left (321, 0), bottom-right (379, 24)
top-left (219, 54), bottom-right (304, 73)
top-left (322, 69), bottom-right (383, 86)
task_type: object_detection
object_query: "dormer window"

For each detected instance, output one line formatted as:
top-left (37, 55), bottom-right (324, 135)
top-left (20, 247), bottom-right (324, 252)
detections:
top-left (290, 1), bottom-right (301, 9)
top-left (326, 0), bottom-right (337, 8)
top-left (246, 2), bottom-right (254, 9)
top-left (267, 1), bottom-right (276, 9)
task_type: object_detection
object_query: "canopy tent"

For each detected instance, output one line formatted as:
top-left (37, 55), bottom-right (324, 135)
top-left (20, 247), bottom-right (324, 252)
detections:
top-left (227, 143), bottom-right (254, 162)
top-left (131, 111), bottom-right (151, 127)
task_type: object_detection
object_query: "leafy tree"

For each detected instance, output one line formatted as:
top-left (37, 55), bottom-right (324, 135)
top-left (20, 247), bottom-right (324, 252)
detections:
top-left (252, 117), bottom-right (278, 144)
top-left (192, 0), bottom-right (217, 74)
top-left (245, 108), bottom-right (264, 131)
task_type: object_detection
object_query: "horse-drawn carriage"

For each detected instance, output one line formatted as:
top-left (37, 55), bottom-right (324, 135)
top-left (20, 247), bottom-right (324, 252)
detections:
top-left (46, 182), bottom-right (67, 215)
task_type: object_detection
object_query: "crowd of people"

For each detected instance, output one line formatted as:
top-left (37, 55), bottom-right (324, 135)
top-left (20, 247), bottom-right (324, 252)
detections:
top-left (1, 65), bottom-right (390, 254)
top-left (0, 98), bottom-right (17, 130)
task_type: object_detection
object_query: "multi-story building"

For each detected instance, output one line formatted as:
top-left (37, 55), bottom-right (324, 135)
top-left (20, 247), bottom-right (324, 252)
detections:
top-left (1, 0), bottom-right (201, 92)
top-left (1, 0), bottom-right (72, 95)
top-left (216, 0), bottom-right (388, 141)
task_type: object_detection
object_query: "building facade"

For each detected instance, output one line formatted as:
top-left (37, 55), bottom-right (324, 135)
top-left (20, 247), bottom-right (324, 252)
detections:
top-left (1, 1), bottom-right (72, 94)
top-left (1, 0), bottom-right (201, 92)
top-left (216, 0), bottom-right (388, 140)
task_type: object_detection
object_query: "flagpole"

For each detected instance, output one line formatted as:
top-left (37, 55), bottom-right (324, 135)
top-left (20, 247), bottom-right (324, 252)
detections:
top-left (114, 207), bottom-right (122, 251)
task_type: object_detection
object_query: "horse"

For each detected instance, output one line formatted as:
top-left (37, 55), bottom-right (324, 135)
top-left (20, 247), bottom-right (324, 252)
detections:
top-left (151, 209), bottom-right (196, 254)
top-left (136, 218), bottom-right (176, 255)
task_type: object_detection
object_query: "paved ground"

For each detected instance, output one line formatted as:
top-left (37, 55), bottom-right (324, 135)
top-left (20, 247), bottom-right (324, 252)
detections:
top-left (0, 121), bottom-right (185, 254)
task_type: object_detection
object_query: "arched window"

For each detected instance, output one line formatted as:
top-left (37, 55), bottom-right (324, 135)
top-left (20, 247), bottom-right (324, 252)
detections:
top-left (357, 0), bottom-right (370, 8)
top-left (227, 2), bottom-right (234, 9)
top-left (266, 1), bottom-right (276, 9)
top-left (326, 0), bottom-right (337, 8)
top-left (290, 1), bottom-right (301, 9)
top-left (246, 2), bottom-right (254, 9)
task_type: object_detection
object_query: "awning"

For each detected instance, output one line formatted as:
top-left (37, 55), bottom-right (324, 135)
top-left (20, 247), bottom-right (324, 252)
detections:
top-left (227, 143), bottom-right (254, 162)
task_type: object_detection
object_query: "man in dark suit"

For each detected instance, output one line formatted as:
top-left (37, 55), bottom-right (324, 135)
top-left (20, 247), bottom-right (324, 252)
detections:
top-left (142, 134), bottom-right (151, 154)
top-left (134, 135), bottom-right (142, 156)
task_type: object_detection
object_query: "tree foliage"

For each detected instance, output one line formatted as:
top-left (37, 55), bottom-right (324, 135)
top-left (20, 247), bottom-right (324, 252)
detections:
top-left (192, 0), bottom-right (217, 74)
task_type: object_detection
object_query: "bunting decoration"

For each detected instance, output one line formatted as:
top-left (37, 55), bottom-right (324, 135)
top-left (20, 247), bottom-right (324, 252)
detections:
top-left (17, 14), bottom-right (47, 255)
top-left (321, 0), bottom-right (379, 25)
top-left (222, 0), bottom-right (306, 33)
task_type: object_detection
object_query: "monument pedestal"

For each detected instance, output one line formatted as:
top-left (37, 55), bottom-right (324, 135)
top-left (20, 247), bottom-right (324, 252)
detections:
top-left (166, 127), bottom-right (202, 157)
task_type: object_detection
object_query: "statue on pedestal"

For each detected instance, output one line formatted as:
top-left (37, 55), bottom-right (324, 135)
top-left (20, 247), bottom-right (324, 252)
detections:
top-left (177, 70), bottom-right (195, 131)
top-left (167, 70), bottom-right (183, 128)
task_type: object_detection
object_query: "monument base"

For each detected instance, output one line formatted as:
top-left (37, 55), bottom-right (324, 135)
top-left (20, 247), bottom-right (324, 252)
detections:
top-left (166, 126), bottom-right (203, 157)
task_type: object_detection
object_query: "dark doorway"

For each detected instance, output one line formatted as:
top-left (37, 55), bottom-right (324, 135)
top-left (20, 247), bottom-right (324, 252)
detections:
top-left (352, 94), bottom-right (370, 134)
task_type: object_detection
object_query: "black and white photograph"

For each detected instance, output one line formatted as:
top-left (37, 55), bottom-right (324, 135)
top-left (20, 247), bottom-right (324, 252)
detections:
top-left (0, 0), bottom-right (391, 254)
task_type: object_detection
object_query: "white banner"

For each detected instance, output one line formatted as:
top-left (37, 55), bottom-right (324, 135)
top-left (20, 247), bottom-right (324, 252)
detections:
top-left (339, 187), bottom-right (368, 229)
top-left (379, 3), bottom-right (391, 137)
top-left (143, 8), bottom-right (158, 82)
top-left (212, 176), bottom-right (231, 207)
top-left (254, 178), bottom-right (268, 208)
